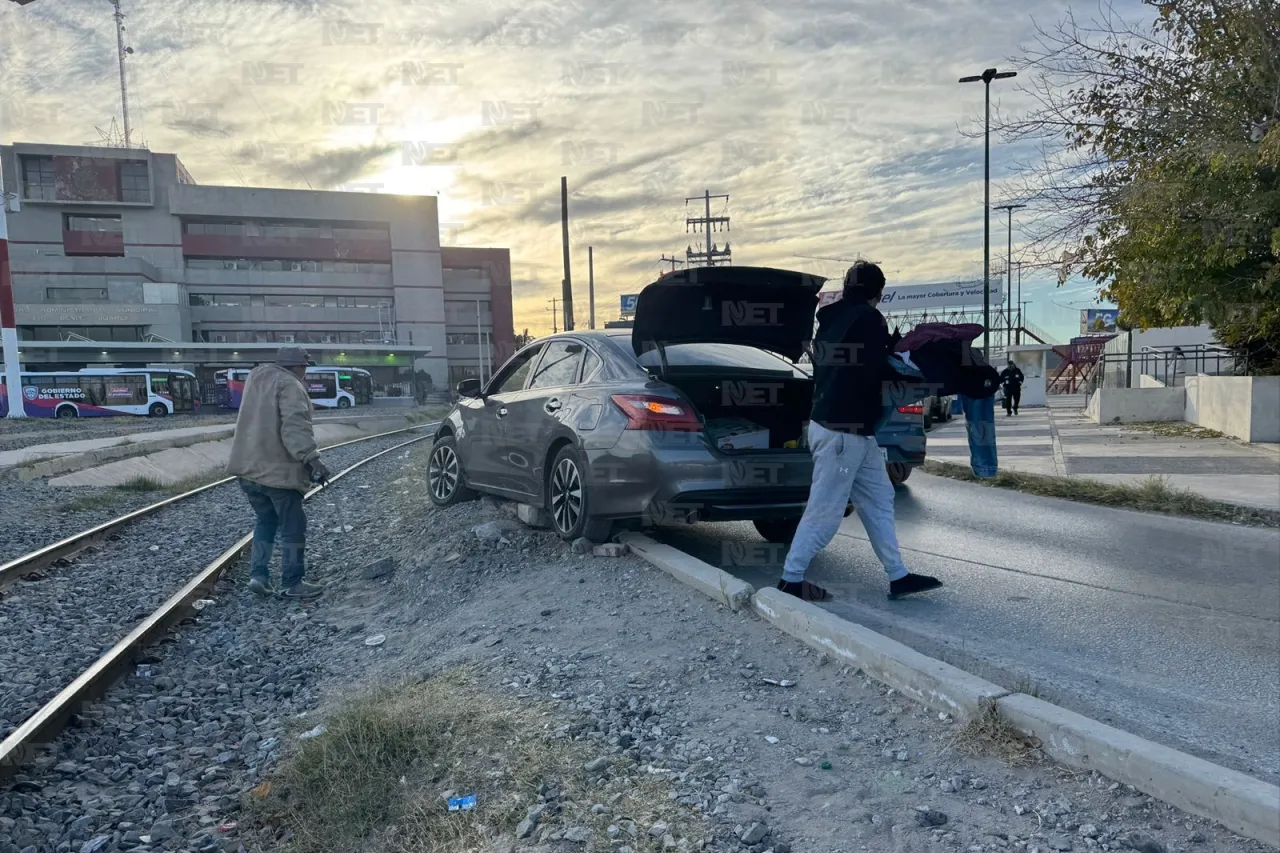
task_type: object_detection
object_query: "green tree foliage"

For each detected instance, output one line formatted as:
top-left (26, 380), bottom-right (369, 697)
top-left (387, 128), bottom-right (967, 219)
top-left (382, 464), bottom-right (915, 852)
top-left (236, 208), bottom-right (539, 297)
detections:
top-left (995, 0), bottom-right (1280, 371)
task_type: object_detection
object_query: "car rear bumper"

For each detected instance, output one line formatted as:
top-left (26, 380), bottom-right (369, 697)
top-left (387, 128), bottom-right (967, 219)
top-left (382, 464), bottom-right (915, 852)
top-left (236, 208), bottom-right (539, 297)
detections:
top-left (585, 426), bottom-right (926, 523)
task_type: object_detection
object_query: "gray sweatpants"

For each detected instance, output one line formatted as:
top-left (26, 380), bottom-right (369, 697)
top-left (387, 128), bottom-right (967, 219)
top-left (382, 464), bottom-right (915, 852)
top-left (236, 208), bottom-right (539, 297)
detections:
top-left (782, 421), bottom-right (909, 584)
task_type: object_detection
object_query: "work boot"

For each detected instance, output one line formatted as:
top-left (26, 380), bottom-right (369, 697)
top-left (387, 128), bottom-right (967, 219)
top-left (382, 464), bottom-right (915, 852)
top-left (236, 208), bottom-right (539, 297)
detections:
top-left (889, 573), bottom-right (943, 600)
top-left (281, 581), bottom-right (325, 600)
top-left (246, 577), bottom-right (275, 598)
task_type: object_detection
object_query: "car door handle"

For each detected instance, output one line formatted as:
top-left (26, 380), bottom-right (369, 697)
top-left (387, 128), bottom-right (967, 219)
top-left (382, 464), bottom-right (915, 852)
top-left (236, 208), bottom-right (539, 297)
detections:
top-left (545, 399), bottom-right (562, 412)
top-left (497, 407), bottom-right (508, 418)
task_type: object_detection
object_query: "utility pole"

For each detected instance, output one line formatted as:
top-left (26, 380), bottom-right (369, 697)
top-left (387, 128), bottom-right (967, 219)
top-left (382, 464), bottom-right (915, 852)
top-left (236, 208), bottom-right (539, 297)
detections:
top-left (559, 177), bottom-right (575, 330)
top-left (960, 67), bottom-right (1017, 360)
top-left (588, 246), bottom-right (596, 330)
top-left (995, 203), bottom-right (1026, 353)
top-left (0, 169), bottom-right (24, 418)
top-left (547, 297), bottom-right (559, 334)
top-left (685, 190), bottom-right (731, 267)
top-left (659, 254), bottom-right (685, 273)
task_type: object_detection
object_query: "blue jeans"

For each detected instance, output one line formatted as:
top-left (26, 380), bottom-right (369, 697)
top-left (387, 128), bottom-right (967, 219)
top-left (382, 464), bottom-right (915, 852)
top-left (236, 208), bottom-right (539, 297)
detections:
top-left (959, 395), bottom-right (998, 478)
top-left (239, 479), bottom-right (307, 588)
top-left (783, 422), bottom-right (909, 584)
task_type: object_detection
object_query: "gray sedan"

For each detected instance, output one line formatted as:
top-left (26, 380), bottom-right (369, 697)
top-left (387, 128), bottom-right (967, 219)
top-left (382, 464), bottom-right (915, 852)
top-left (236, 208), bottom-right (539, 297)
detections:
top-left (427, 266), bottom-right (927, 543)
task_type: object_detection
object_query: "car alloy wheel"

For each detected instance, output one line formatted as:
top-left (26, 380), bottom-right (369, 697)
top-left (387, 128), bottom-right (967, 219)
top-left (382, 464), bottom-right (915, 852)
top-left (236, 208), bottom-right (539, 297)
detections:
top-left (429, 444), bottom-right (460, 502)
top-left (550, 456), bottom-right (583, 535)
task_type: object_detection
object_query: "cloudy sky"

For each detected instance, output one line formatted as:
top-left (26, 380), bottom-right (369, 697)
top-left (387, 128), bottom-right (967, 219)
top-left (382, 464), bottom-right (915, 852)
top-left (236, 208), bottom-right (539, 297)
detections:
top-left (0, 0), bottom-right (1127, 338)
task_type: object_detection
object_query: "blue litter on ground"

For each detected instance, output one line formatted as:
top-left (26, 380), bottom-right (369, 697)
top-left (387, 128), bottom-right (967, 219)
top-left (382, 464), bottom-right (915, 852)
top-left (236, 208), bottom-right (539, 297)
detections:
top-left (448, 794), bottom-right (477, 811)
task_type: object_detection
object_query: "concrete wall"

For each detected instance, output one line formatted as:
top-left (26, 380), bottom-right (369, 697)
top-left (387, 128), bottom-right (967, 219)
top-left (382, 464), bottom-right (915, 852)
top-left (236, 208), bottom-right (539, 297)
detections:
top-left (1186, 376), bottom-right (1280, 443)
top-left (1087, 387), bottom-right (1186, 424)
top-left (1139, 374), bottom-right (1166, 388)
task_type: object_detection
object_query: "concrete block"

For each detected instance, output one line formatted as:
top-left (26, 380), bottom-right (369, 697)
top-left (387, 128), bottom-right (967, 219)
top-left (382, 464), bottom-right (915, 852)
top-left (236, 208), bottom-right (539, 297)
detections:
top-left (516, 504), bottom-right (550, 528)
top-left (997, 693), bottom-right (1280, 848)
top-left (617, 532), bottom-right (754, 612)
top-left (592, 543), bottom-right (628, 557)
top-left (752, 587), bottom-right (1008, 721)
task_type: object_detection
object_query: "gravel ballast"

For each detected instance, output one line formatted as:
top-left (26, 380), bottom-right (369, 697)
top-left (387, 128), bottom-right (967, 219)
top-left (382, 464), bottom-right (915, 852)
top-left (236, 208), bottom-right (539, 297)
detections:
top-left (0, 432), bottom-right (427, 744)
top-left (0, 444), bottom-right (1267, 853)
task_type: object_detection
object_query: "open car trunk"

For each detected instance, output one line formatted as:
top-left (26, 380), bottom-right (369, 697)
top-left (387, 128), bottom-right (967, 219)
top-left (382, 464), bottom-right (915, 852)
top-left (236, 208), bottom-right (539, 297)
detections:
top-left (668, 370), bottom-right (813, 452)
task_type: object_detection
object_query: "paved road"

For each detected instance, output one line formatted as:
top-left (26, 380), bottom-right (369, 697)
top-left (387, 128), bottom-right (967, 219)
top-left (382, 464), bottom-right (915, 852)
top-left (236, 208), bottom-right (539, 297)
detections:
top-left (648, 471), bottom-right (1280, 784)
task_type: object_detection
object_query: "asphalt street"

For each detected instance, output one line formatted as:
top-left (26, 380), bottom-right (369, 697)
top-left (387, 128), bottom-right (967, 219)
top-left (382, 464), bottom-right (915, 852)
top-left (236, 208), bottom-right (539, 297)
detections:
top-left (648, 471), bottom-right (1280, 785)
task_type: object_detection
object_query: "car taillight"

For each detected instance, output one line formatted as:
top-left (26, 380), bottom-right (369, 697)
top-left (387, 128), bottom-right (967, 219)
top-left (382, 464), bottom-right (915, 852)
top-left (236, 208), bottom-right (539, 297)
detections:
top-left (610, 395), bottom-right (703, 431)
top-left (897, 404), bottom-right (924, 415)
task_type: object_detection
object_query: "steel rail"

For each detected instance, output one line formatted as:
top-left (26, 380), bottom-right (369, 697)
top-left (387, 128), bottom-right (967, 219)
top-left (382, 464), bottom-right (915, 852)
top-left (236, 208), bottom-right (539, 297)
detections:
top-left (0, 423), bottom-right (434, 589)
top-left (0, 432), bottom-right (431, 781)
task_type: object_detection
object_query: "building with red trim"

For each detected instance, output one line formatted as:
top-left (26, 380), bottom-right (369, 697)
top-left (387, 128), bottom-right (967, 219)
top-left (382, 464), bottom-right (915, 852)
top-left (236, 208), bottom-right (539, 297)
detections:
top-left (0, 142), bottom-right (513, 396)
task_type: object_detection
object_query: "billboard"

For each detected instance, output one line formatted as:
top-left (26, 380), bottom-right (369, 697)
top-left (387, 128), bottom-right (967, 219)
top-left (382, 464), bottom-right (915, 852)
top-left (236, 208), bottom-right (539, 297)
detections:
top-left (620, 294), bottom-right (638, 315)
top-left (817, 279), bottom-right (1004, 312)
top-left (1080, 308), bottom-right (1119, 334)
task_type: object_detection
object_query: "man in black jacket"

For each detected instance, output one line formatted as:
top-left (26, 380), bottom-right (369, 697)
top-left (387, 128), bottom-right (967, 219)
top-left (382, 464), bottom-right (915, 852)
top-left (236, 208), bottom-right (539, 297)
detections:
top-left (778, 262), bottom-right (943, 602)
top-left (1000, 360), bottom-right (1024, 416)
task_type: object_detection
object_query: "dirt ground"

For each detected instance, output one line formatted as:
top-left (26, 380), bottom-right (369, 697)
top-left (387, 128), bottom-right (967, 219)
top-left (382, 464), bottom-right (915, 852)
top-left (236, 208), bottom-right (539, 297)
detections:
top-left (237, 450), bottom-right (1263, 853)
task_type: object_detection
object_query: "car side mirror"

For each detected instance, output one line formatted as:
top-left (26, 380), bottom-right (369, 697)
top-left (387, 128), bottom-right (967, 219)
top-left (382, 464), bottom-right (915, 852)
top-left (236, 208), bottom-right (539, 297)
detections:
top-left (456, 378), bottom-right (482, 398)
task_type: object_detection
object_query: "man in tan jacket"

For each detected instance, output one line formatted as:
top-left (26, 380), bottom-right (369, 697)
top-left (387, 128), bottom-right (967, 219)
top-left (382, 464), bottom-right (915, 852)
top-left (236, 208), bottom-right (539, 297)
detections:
top-left (227, 347), bottom-right (331, 600)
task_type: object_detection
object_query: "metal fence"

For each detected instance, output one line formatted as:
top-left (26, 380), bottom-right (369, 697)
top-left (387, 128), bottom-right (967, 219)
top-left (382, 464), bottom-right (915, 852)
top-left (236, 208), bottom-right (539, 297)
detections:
top-left (1093, 342), bottom-right (1245, 391)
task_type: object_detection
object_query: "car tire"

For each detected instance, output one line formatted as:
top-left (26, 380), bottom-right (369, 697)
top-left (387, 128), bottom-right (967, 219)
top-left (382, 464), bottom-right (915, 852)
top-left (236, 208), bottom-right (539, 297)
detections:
top-left (887, 462), bottom-right (912, 487)
top-left (56, 405), bottom-right (77, 419)
top-left (753, 517), bottom-right (802, 544)
top-left (427, 435), bottom-right (478, 507)
top-left (547, 445), bottom-right (612, 543)
top-left (148, 403), bottom-right (168, 418)
top-left (338, 398), bottom-right (352, 409)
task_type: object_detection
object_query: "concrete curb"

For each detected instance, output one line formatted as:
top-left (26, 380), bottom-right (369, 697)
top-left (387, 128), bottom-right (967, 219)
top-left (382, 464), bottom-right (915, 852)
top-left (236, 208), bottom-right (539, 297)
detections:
top-left (752, 587), bottom-right (1008, 721)
top-left (623, 536), bottom-right (1280, 847)
top-left (998, 694), bottom-right (1280, 847)
top-left (615, 532), bottom-right (753, 612)
top-left (4, 413), bottom-right (420, 482)
top-left (8, 426), bottom-right (238, 482)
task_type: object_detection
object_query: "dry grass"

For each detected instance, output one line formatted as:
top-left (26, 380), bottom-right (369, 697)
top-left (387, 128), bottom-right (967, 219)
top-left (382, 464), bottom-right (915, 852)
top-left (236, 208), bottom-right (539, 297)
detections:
top-left (944, 701), bottom-right (1045, 767)
top-left (1121, 421), bottom-right (1226, 439)
top-left (247, 670), bottom-right (702, 853)
top-left (55, 492), bottom-right (128, 513)
top-left (924, 461), bottom-right (1280, 528)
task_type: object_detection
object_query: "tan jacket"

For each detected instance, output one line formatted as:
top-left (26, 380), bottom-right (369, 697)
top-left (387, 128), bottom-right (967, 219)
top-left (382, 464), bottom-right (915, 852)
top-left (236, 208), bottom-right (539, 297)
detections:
top-left (226, 364), bottom-right (319, 493)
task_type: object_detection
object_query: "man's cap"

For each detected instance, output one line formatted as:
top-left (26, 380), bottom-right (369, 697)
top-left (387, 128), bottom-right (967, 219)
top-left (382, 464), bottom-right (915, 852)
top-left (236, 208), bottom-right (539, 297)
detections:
top-left (275, 346), bottom-right (313, 367)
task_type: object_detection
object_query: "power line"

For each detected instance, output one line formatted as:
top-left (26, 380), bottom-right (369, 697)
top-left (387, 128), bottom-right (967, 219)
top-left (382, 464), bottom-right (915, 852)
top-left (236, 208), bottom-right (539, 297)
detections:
top-left (685, 190), bottom-right (731, 267)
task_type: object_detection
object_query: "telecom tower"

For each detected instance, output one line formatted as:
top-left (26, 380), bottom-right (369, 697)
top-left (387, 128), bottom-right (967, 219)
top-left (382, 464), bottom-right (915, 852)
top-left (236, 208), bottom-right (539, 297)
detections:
top-left (685, 190), bottom-right (731, 267)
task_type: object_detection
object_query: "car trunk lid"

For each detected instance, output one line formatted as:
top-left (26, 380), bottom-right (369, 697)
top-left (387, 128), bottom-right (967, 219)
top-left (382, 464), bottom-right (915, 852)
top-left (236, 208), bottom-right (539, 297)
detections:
top-left (631, 266), bottom-right (825, 362)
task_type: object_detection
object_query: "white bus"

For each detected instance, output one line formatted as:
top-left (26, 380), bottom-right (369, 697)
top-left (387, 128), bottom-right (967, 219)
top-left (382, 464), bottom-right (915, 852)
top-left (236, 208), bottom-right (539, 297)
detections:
top-left (0, 368), bottom-right (200, 418)
top-left (212, 366), bottom-right (372, 409)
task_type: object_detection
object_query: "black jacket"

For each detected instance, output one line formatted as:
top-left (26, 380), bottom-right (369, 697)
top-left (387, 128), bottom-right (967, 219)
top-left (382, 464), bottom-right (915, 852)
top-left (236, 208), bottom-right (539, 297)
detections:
top-left (909, 340), bottom-right (1001, 399)
top-left (1000, 365), bottom-right (1025, 390)
top-left (809, 298), bottom-right (892, 436)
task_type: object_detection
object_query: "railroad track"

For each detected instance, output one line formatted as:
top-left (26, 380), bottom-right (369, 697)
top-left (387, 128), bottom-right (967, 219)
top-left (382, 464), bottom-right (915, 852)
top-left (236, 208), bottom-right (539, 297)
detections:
top-left (0, 426), bottom-right (434, 781)
top-left (0, 423), bottom-right (430, 588)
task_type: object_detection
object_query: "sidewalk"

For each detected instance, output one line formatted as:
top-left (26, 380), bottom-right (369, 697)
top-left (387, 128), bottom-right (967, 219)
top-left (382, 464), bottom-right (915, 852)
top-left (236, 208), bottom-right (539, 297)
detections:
top-left (928, 396), bottom-right (1280, 511)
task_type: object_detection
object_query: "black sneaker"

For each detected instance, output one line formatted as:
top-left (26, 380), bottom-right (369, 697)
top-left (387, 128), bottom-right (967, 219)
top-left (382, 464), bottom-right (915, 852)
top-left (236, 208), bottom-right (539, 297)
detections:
top-left (777, 579), bottom-right (829, 602)
top-left (888, 573), bottom-right (943, 600)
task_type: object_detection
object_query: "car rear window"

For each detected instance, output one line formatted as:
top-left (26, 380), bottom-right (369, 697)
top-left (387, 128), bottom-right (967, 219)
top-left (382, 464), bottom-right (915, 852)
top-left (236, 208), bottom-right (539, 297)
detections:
top-left (635, 342), bottom-right (805, 375)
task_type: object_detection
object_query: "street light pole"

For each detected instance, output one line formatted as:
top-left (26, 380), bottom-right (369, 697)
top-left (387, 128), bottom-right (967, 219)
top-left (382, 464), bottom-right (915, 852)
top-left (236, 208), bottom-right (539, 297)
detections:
top-left (960, 67), bottom-right (1017, 361)
top-left (994, 202), bottom-right (1026, 353)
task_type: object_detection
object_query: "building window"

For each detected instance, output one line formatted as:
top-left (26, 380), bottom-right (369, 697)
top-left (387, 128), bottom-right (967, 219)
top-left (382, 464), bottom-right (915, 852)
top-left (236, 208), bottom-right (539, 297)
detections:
top-left (119, 161), bottom-right (151, 203)
top-left (65, 215), bottom-right (123, 233)
top-left (21, 156), bottom-right (56, 201)
top-left (190, 294), bottom-right (211, 306)
top-left (18, 325), bottom-right (142, 342)
top-left (46, 287), bottom-right (109, 303)
top-left (447, 333), bottom-right (481, 345)
top-left (184, 257), bottom-right (390, 274)
top-left (185, 221), bottom-right (246, 236)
